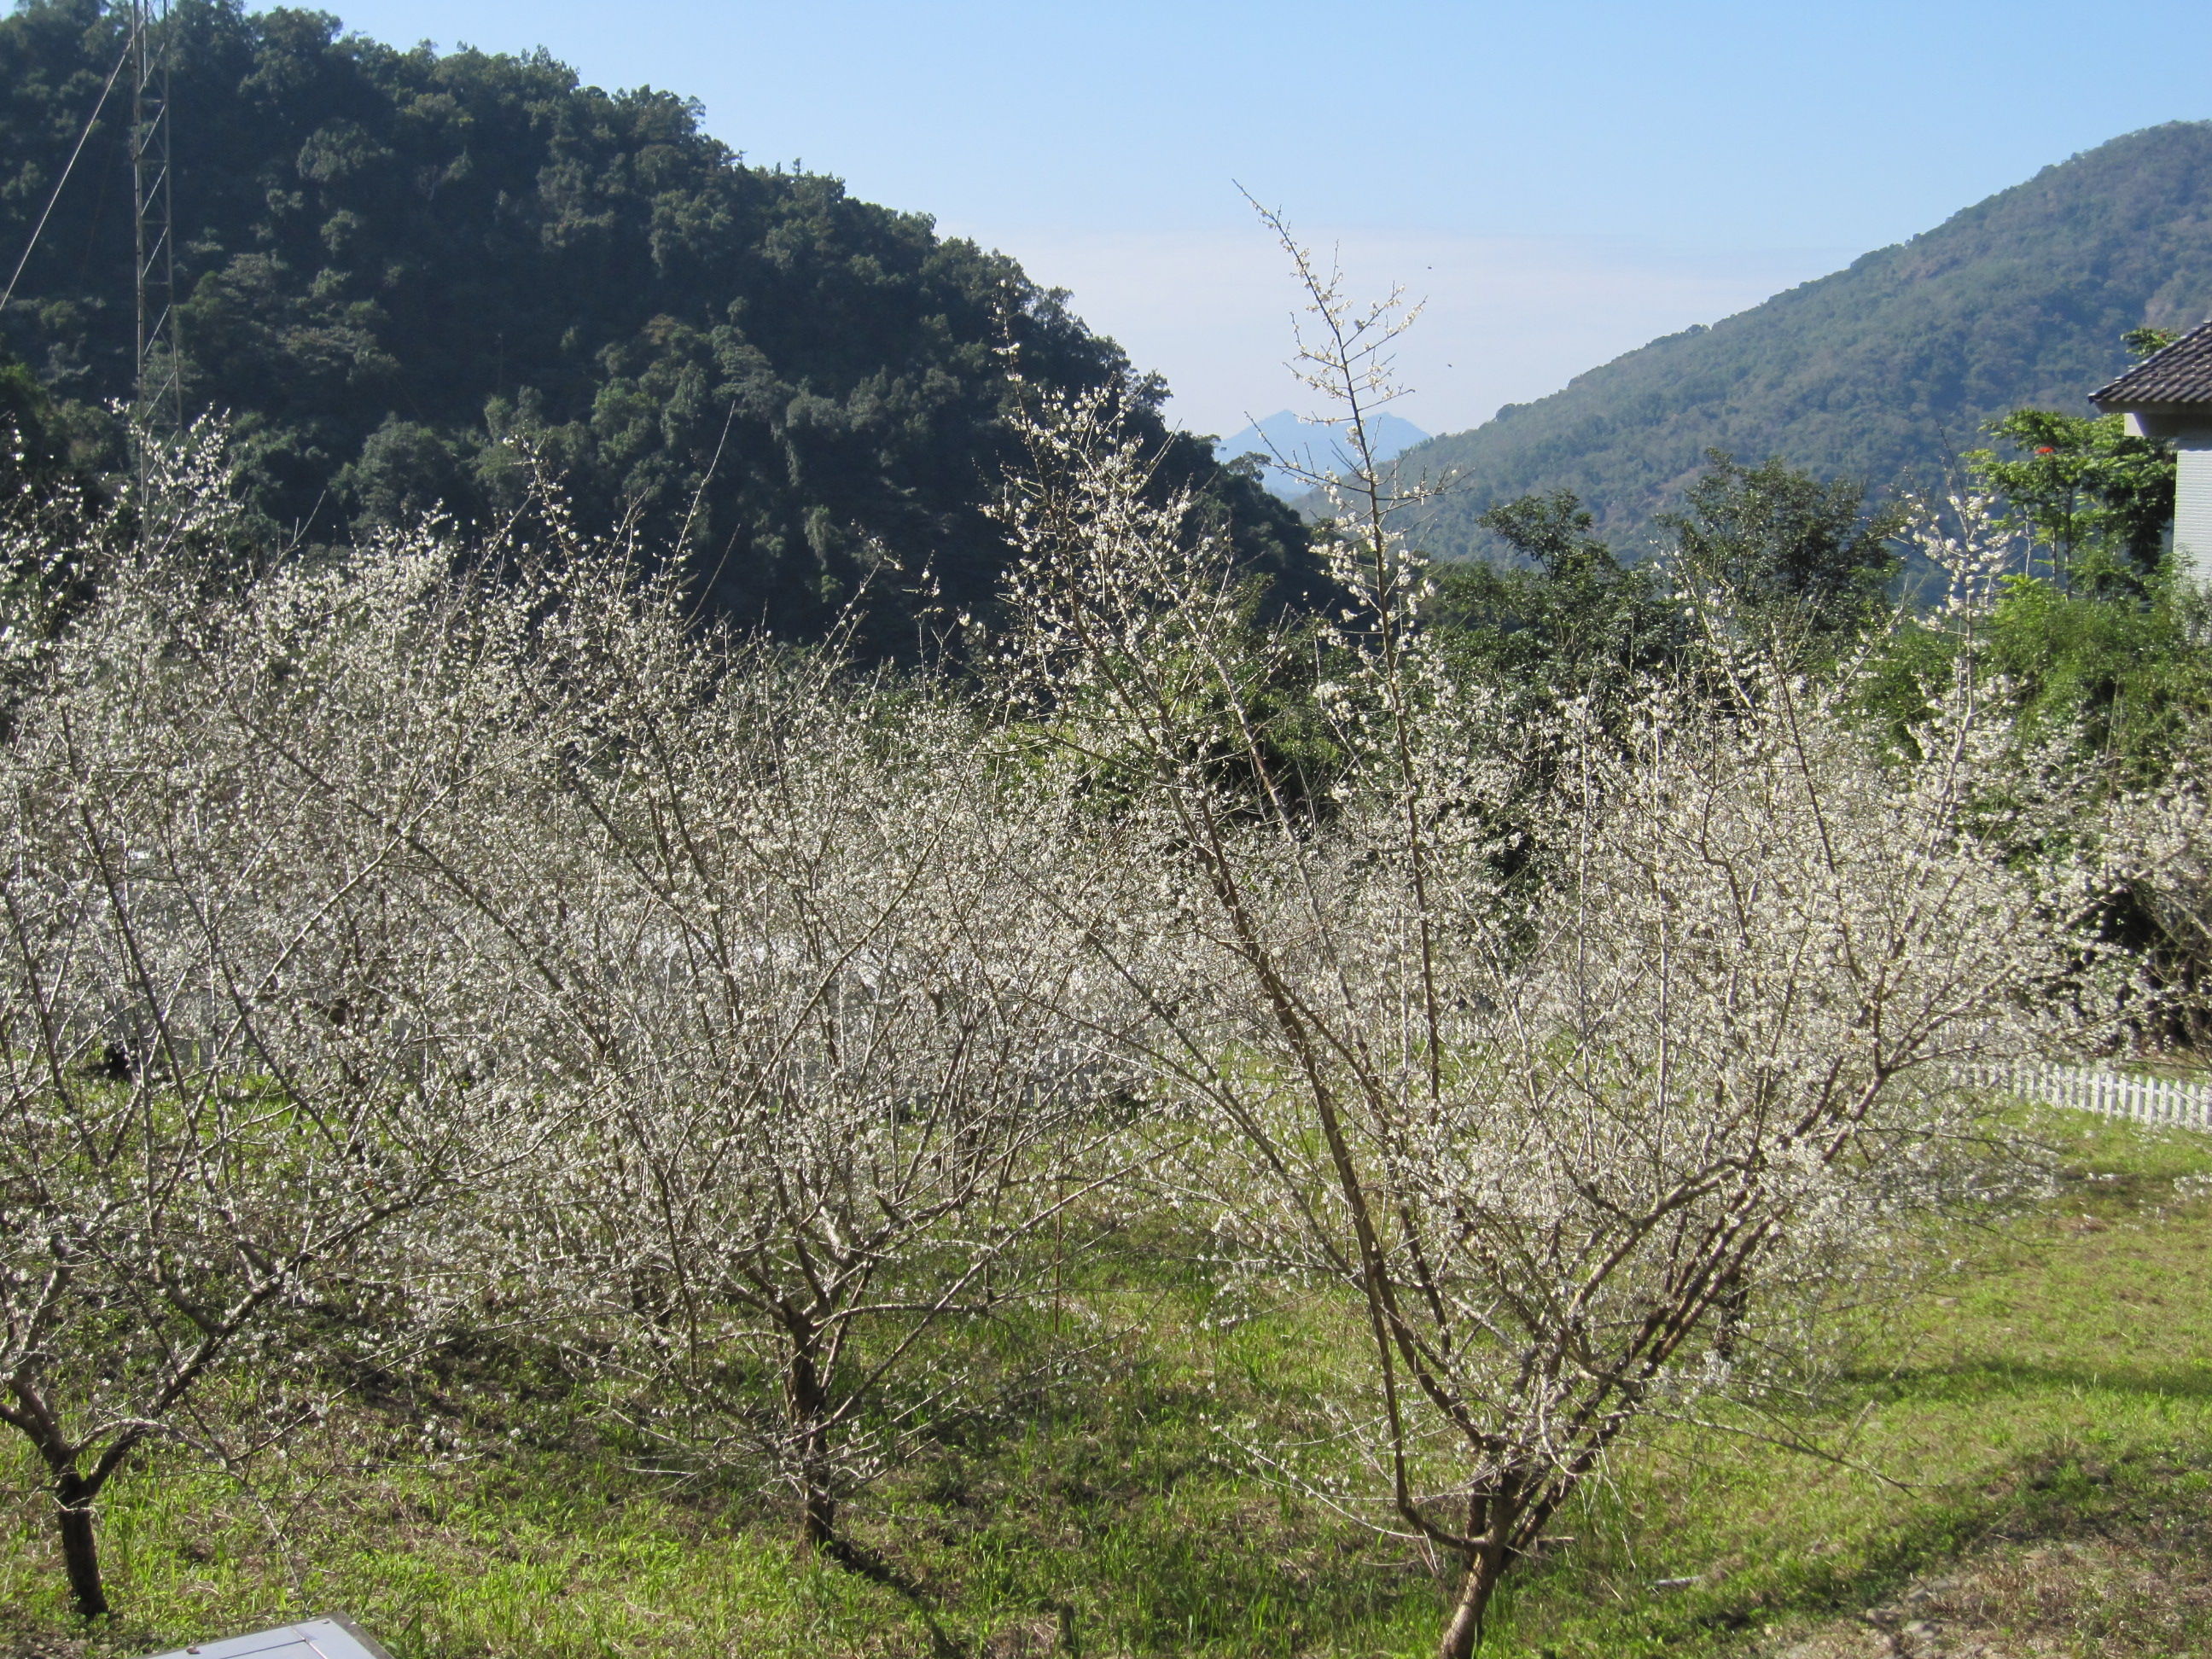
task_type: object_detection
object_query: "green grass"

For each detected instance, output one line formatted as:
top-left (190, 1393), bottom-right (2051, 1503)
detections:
top-left (6, 1109), bottom-right (2211, 1659)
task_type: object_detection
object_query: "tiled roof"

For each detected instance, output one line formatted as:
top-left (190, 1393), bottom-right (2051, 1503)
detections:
top-left (2092, 318), bottom-right (2212, 407)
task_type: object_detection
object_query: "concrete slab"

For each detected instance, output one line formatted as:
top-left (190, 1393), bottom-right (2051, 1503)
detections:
top-left (139, 1614), bottom-right (395, 1659)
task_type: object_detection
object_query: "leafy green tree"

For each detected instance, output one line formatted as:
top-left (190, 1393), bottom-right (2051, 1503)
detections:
top-left (1863, 573), bottom-right (2212, 788)
top-left (1425, 490), bottom-right (1674, 696)
top-left (1858, 334), bottom-right (2194, 785)
top-left (1426, 453), bottom-right (1899, 702)
top-left (1659, 450), bottom-right (1903, 641)
top-left (1982, 575), bottom-right (2212, 773)
top-left (1965, 409), bottom-right (2174, 592)
top-left (0, 346), bottom-right (106, 514)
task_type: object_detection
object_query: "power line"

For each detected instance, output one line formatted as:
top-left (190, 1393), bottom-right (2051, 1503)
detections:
top-left (0, 34), bottom-right (134, 319)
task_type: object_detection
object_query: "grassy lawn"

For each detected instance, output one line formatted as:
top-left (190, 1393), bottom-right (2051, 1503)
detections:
top-left (4, 1109), bottom-right (2209, 1659)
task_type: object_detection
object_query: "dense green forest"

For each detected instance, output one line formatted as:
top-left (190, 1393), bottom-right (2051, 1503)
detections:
top-left (1388, 121), bottom-right (2212, 563)
top-left (0, 0), bottom-right (1310, 647)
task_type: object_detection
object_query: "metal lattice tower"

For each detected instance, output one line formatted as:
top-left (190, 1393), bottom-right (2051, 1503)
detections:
top-left (128, 0), bottom-right (179, 445)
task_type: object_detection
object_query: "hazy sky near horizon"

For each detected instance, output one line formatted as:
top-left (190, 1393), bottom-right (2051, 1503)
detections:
top-left (321, 0), bottom-right (2212, 437)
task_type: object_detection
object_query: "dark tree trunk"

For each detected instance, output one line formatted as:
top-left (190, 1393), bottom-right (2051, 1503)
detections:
top-left (786, 1339), bottom-right (838, 1557)
top-left (1436, 1542), bottom-right (1505, 1659)
top-left (1436, 1488), bottom-right (1524, 1659)
top-left (799, 1479), bottom-right (837, 1554)
top-left (55, 1474), bottom-right (108, 1619)
top-left (1711, 1265), bottom-right (1750, 1362)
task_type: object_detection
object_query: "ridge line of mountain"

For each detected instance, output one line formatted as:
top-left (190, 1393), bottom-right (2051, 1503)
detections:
top-left (1374, 120), bottom-right (2212, 562)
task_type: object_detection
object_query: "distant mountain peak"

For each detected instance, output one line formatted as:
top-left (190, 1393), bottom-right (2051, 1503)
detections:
top-left (1217, 409), bottom-right (1429, 498)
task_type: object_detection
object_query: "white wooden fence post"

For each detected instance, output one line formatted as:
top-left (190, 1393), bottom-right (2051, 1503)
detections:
top-left (1969, 1060), bottom-right (2212, 1133)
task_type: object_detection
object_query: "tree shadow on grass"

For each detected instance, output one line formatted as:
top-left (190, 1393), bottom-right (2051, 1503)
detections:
top-left (1540, 1441), bottom-right (2212, 1656)
top-left (822, 1534), bottom-right (968, 1659)
top-left (1861, 1355), bottom-right (2212, 1406)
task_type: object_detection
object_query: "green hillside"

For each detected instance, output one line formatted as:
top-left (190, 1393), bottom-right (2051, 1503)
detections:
top-left (1395, 121), bottom-right (2212, 562)
top-left (0, 0), bottom-right (1307, 647)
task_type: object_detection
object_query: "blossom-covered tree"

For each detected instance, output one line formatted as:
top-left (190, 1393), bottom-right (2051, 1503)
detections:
top-left (479, 647), bottom-right (1145, 1554)
top-left (994, 229), bottom-right (2126, 1656)
top-left (0, 448), bottom-right (571, 1615)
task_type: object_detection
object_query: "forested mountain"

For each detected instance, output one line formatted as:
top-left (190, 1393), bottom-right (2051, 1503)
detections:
top-left (1390, 122), bottom-right (2212, 562)
top-left (0, 0), bottom-right (1309, 646)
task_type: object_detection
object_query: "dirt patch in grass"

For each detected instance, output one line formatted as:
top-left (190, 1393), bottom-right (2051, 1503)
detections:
top-left (1758, 1481), bottom-right (2212, 1658)
top-left (1762, 1534), bottom-right (2211, 1658)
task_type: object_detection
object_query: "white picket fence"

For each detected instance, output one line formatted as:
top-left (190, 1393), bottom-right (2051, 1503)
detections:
top-left (1959, 1061), bottom-right (2212, 1132)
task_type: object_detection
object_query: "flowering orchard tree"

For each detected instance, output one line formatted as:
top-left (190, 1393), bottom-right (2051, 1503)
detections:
top-left (474, 645), bottom-right (1146, 1556)
top-left (997, 345), bottom-right (2126, 1656)
top-left (2, 433), bottom-right (1147, 1597)
top-left (0, 474), bottom-right (578, 1615)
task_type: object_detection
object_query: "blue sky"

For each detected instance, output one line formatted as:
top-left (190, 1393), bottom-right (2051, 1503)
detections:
top-left (325, 0), bottom-right (2212, 437)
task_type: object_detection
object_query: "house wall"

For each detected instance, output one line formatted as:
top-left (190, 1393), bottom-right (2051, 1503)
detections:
top-left (2179, 436), bottom-right (2212, 585)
